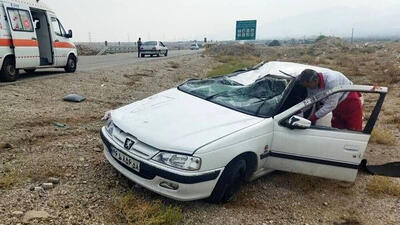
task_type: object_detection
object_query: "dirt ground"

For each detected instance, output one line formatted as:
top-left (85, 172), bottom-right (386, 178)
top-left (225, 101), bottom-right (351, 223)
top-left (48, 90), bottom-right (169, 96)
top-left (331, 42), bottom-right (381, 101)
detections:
top-left (0, 42), bottom-right (400, 225)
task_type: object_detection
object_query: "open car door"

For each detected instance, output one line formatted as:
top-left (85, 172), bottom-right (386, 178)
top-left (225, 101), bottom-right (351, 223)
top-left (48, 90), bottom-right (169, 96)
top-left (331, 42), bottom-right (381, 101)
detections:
top-left (3, 3), bottom-right (39, 68)
top-left (266, 85), bottom-right (387, 182)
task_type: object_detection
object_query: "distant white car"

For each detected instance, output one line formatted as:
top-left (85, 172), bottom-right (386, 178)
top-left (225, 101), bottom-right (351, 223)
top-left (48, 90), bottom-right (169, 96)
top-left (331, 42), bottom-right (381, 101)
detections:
top-left (190, 43), bottom-right (199, 50)
top-left (101, 61), bottom-right (387, 203)
top-left (140, 41), bottom-right (168, 57)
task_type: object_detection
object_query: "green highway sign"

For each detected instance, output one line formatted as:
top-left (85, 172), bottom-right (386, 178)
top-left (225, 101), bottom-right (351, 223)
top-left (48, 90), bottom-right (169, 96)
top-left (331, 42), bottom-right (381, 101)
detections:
top-left (236, 20), bottom-right (257, 41)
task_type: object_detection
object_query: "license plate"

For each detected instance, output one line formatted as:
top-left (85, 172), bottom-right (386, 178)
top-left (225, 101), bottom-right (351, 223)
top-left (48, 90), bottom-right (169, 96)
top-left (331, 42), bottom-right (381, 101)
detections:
top-left (111, 148), bottom-right (140, 172)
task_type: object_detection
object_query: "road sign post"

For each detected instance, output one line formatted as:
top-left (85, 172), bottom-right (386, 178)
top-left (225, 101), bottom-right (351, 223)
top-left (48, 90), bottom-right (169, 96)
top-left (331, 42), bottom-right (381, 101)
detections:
top-left (236, 20), bottom-right (257, 41)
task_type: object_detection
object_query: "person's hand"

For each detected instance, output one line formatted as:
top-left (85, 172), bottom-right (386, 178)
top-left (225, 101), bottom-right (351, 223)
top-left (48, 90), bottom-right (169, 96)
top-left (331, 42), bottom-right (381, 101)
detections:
top-left (309, 114), bottom-right (318, 124)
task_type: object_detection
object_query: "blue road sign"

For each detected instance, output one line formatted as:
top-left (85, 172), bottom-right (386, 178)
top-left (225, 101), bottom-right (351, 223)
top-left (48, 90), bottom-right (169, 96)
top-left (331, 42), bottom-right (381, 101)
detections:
top-left (236, 20), bottom-right (257, 41)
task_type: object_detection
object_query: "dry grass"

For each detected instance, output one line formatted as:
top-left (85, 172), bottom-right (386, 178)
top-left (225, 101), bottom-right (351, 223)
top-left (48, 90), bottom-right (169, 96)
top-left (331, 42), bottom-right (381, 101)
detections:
top-left (168, 61), bottom-right (181, 69)
top-left (0, 169), bottom-right (20, 189)
top-left (207, 55), bottom-right (262, 77)
top-left (366, 176), bottom-right (400, 197)
top-left (334, 215), bottom-right (363, 225)
top-left (384, 114), bottom-right (400, 124)
top-left (25, 164), bottom-right (66, 183)
top-left (369, 127), bottom-right (397, 145)
top-left (110, 192), bottom-right (182, 225)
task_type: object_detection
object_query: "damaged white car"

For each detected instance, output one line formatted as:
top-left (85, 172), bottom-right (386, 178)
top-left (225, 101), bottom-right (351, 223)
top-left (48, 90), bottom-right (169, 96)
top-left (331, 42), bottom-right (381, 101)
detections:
top-left (101, 61), bottom-right (387, 203)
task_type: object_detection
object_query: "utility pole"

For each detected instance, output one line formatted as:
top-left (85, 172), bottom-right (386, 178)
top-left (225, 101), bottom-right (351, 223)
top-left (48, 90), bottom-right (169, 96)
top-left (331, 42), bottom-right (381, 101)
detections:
top-left (351, 28), bottom-right (354, 44)
top-left (88, 32), bottom-right (92, 43)
top-left (128, 33), bottom-right (130, 43)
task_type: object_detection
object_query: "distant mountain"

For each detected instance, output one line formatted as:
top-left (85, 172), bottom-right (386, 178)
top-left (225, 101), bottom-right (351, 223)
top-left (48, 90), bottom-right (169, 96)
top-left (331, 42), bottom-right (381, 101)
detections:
top-left (258, 6), bottom-right (400, 39)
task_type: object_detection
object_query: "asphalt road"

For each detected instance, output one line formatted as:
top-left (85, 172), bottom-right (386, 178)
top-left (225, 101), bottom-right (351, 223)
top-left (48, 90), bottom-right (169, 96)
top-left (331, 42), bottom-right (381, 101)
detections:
top-left (0, 49), bottom-right (200, 86)
top-left (78, 49), bottom-right (200, 72)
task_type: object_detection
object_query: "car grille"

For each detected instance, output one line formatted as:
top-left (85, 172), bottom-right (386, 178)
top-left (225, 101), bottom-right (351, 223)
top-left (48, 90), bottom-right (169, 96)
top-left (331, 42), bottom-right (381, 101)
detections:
top-left (109, 124), bottom-right (159, 159)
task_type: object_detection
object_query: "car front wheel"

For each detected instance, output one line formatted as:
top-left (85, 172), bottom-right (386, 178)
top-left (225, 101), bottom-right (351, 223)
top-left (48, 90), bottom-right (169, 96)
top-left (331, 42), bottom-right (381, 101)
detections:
top-left (64, 55), bottom-right (77, 73)
top-left (207, 157), bottom-right (247, 204)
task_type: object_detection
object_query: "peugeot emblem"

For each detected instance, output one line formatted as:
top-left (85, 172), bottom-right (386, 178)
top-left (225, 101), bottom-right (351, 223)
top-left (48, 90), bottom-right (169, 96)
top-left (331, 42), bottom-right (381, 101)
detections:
top-left (124, 138), bottom-right (135, 150)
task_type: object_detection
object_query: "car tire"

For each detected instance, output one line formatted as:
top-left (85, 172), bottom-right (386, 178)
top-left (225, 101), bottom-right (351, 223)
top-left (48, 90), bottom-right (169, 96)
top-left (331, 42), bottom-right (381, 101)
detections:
top-left (157, 51), bottom-right (161, 57)
top-left (150, 54), bottom-right (153, 57)
top-left (207, 157), bottom-right (247, 204)
top-left (164, 50), bottom-right (168, 57)
top-left (0, 57), bottom-right (19, 82)
top-left (64, 55), bottom-right (77, 73)
top-left (141, 54), bottom-right (145, 57)
top-left (24, 69), bottom-right (36, 74)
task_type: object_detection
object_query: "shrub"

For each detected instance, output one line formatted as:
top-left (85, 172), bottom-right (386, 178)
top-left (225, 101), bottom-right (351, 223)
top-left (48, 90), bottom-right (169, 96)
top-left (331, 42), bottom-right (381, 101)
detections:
top-left (367, 176), bottom-right (400, 197)
top-left (110, 192), bottom-right (183, 225)
top-left (268, 40), bottom-right (281, 47)
top-left (370, 127), bottom-right (397, 145)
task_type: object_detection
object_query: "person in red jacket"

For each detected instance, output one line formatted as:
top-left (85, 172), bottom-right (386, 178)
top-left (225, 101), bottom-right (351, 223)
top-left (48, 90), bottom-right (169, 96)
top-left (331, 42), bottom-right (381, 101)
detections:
top-left (299, 69), bottom-right (363, 131)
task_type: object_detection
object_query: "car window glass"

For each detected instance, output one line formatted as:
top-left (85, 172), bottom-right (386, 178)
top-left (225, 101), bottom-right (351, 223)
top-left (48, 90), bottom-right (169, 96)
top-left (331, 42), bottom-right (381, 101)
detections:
top-left (51, 17), bottom-right (62, 36)
top-left (143, 41), bottom-right (157, 45)
top-left (8, 9), bottom-right (33, 32)
top-left (179, 76), bottom-right (288, 117)
top-left (58, 19), bottom-right (66, 36)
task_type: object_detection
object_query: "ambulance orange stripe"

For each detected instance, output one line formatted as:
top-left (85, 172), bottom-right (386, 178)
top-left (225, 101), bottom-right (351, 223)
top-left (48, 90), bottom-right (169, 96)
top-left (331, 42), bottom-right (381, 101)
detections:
top-left (53, 42), bottom-right (75, 49)
top-left (13, 39), bottom-right (38, 47)
top-left (0, 38), bottom-right (76, 49)
top-left (0, 38), bottom-right (13, 46)
top-left (0, 38), bottom-right (38, 47)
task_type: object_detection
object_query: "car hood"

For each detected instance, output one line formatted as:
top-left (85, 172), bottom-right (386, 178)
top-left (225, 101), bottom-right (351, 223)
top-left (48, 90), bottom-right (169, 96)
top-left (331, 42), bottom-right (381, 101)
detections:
top-left (111, 88), bottom-right (263, 154)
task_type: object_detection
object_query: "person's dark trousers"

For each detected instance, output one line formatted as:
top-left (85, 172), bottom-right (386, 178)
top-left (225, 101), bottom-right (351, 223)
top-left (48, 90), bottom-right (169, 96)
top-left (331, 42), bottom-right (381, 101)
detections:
top-left (137, 49), bottom-right (141, 58)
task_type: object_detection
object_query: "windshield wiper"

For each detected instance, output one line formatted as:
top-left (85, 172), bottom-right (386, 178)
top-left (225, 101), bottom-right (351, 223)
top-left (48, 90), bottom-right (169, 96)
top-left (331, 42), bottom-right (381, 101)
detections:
top-left (279, 70), bottom-right (296, 79)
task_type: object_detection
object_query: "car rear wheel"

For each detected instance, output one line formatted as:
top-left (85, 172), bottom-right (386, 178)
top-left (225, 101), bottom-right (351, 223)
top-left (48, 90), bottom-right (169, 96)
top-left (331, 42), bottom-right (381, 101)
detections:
top-left (0, 57), bottom-right (19, 82)
top-left (64, 55), bottom-right (77, 73)
top-left (164, 50), bottom-right (168, 57)
top-left (207, 157), bottom-right (247, 204)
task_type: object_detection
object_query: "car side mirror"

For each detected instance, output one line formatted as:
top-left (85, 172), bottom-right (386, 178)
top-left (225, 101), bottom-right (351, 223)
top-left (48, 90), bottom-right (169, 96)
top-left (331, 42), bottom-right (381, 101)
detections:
top-left (66, 29), bottom-right (73, 38)
top-left (287, 115), bottom-right (311, 129)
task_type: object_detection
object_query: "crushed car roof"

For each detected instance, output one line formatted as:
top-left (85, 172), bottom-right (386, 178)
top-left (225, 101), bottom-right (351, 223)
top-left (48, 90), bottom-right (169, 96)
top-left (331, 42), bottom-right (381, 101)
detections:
top-left (230, 61), bottom-right (336, 86)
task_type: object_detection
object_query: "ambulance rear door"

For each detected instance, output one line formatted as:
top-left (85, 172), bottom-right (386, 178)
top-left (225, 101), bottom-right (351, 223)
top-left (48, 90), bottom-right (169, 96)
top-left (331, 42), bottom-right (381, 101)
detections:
top-left (3, 3), bottom-right (39, 68)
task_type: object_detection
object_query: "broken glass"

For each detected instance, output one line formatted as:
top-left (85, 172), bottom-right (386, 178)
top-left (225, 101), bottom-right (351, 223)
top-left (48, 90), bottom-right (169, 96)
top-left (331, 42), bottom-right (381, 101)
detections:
top-left (179, 75), bottom-right (288, 117)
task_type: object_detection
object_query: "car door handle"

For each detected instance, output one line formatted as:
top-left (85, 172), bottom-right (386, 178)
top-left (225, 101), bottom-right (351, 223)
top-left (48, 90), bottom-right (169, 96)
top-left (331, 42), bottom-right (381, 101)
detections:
top-left (344, 145), bottom-right (359, 152)
top-left (31, 37), bottom-right (37, 41)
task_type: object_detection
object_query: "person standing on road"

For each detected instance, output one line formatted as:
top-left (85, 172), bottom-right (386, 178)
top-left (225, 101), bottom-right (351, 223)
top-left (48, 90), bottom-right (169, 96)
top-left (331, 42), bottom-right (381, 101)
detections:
top-left (299, 69), bottom-right (363, 131)
top-left (137, 37), bottom-right (143, 58)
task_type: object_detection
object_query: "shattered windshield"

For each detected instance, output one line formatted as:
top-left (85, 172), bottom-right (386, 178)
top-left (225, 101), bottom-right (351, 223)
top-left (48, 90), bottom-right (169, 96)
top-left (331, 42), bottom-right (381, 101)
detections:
top-left (178, 75), bottom-right (288, 117)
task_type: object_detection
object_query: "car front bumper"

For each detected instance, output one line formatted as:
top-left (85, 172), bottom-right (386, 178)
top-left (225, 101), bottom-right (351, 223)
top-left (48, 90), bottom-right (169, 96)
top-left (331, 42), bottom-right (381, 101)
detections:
top-left (101, 128), bottom-right (222, 201)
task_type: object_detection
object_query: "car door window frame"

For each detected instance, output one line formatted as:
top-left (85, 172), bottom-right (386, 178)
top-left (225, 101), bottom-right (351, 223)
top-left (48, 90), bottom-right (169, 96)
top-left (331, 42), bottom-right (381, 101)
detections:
top-left (7, 8), bottom-right (34, 32)
top-left (278, 88), bottom-right (387, 135)
top-left (51, 17), bottom-right (66, 37)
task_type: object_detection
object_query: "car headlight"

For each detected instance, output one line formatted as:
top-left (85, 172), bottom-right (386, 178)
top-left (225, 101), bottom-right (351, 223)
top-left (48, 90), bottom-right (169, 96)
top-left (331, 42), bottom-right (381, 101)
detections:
top-left (106, 120), bottom-right (114, 135)
top-left (152, 152), bottom-right (201, 171)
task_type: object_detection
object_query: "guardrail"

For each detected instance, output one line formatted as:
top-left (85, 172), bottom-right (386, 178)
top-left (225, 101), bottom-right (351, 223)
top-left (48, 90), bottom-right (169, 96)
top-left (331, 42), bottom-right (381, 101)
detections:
top-left (97, 46), bottom-right (136, 55)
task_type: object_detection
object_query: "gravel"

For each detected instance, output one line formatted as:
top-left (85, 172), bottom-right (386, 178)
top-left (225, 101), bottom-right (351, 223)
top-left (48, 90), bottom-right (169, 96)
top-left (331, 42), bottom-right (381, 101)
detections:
top-left (0, 50), bottom-right (399, 225)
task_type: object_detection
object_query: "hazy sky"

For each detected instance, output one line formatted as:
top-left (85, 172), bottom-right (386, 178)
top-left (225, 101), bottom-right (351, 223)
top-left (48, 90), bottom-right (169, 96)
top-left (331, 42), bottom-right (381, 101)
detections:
top-left (46, 0), bottom-right (400, 42)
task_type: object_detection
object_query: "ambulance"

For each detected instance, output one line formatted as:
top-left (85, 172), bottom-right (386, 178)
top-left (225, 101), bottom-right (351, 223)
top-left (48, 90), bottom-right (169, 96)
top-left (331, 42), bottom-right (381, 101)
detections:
top-left (0, 0), bottom-right (77, 82)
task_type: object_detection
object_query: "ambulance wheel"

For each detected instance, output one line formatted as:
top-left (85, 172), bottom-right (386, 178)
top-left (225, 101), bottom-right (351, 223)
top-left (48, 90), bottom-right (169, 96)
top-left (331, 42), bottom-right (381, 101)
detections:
top-left (64, 55), bottom-right (77, 73)
top-left (164, 50), bottom-right (168, 57)
top-left (0, 57), bottom-right (19, 82)
top-left (24, 69), bottom-right (36, 74)
top-left (207, 157), bottom-right (247, 204)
